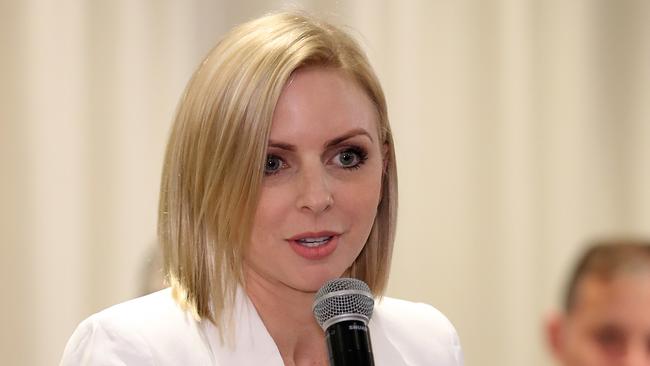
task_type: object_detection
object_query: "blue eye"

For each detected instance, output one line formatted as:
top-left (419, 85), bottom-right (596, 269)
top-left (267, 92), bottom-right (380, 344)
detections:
top-left (264, 155), bottom-right (285, 175)
top-left (334, 147), bottom-right (368, 169)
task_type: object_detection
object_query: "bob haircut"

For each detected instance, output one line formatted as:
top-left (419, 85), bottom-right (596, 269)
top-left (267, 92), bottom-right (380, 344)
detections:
top-left (158, 11), bottom-right (398, 327)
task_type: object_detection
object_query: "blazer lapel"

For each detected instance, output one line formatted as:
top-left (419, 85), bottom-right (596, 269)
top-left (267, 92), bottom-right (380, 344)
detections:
top-left (202, 287), bottom-right (285, 366)
top-left (369, 308), bottom-right (411, 366)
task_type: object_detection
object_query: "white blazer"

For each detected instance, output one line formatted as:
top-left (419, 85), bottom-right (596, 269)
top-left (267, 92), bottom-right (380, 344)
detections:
top-left (61, 288), bottom-right (463, 365)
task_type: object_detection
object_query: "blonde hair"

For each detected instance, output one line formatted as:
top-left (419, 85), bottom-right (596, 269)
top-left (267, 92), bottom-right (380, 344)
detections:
top-left (158, 11), bottom-right (398, 328)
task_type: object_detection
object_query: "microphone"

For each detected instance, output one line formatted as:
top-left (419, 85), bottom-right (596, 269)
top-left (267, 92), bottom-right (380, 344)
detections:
top-left (312, 278), bottom-right (375, 366)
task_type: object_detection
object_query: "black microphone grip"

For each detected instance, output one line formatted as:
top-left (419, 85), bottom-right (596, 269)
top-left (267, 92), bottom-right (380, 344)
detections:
top-left (326, 320), bottom-right (374, 366)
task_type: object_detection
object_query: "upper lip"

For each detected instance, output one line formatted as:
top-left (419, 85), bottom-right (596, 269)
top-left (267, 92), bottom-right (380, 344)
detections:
top-left (287, 231), bottom-right (340, 241)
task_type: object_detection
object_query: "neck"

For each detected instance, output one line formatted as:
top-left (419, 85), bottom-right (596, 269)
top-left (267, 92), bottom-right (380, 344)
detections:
top-left (244, 267), bottom-right (328, 366)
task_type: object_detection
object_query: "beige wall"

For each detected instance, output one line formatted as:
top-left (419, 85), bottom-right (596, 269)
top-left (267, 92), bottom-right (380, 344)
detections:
top-left (1, 1), bottom-right (649, 365)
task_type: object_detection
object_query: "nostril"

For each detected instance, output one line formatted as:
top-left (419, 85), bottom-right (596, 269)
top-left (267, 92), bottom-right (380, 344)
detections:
top-left (298, 192), bottom-right (333, 213)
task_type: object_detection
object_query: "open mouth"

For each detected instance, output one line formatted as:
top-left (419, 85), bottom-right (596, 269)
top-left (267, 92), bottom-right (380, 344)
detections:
top-left (295, 236), bottom-right (334, 247)
top-left (287, 232), bottom-right (340, 260)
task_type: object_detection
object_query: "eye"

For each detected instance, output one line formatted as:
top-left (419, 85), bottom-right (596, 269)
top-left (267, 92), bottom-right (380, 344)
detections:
top-left (264, 155), bottom-right (285, 175)
top-left (333, 147), bottom-right (368, 169)
top-left (593, 326), bottom-right (625, 356)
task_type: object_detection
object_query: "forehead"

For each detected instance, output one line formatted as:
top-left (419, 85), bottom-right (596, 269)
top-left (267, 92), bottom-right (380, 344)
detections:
top-left (269, 67), bottom-right (379, 142)
top-left (571, 273), bottom-right (650, 329)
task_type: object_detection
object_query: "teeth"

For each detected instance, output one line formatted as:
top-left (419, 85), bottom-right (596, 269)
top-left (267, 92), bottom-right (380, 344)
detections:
top-left (299, 236), bottom-right (331, 243)
top-left (297, 236), bottom-right (332, 247)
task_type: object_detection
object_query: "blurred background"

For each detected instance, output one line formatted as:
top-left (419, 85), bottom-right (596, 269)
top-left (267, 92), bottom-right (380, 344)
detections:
top-left (1, 1), bottom-right (649, 365)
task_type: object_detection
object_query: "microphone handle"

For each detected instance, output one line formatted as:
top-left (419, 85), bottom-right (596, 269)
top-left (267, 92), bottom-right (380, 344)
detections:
top-left (325, 320), bottom-right (375, 366)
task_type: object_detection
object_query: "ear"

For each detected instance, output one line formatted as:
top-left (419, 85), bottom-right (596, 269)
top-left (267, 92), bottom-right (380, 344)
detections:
top-left (545, 311), bottom-right (566, 360)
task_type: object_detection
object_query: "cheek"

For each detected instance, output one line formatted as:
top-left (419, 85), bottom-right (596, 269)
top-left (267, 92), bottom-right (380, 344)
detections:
top-left (250, 187), bottom-right (289, 241)
top-left (336, 171), bottom-right (383, 220)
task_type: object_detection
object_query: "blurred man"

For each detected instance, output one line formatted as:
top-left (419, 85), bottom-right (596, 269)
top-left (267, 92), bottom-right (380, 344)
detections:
top-left (546, 240), bottom-right (650, 366)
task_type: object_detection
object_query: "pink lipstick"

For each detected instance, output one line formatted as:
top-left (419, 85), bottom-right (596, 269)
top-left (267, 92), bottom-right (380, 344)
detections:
top-left (287, 231), bottom-right (340, 260)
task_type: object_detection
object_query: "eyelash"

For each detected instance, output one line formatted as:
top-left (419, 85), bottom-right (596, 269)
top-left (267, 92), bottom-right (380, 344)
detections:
top-left (263, 145), bottom-right (369, 176)
top-left (337, 146), bottom-right (368, 170)
top-left (264, 154), bottom-right (285, 176)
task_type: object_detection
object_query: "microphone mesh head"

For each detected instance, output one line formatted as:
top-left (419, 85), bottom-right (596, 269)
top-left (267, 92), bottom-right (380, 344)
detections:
top-left (312, 278), bottom-right (374, 329)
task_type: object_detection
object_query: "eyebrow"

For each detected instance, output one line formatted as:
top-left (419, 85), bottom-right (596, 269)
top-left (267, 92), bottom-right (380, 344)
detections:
top-left (268, 128), bottom-right (373, 151)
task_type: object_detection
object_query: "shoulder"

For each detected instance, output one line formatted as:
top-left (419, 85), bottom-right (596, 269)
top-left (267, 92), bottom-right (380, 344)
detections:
top-left (372, 296), bottom-right (463, 366)
top-left (60, 288), bottom-right (213, 365)
top-left (374, 296), bottom-right (457, 340)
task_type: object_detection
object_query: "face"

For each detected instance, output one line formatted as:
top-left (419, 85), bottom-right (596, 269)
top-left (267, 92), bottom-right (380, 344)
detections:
top-left (243, 66), bottom-right (385, 293)
top-left (549, 273), bottom-right (650, 366)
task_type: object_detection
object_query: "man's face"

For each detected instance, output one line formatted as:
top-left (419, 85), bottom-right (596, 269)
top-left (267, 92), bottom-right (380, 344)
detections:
top-left (548, 273), bottom-right (650, 366)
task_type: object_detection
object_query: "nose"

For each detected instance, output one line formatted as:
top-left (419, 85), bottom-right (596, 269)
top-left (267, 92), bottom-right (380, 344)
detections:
top-left (296, 163), bottom-right (333, 214)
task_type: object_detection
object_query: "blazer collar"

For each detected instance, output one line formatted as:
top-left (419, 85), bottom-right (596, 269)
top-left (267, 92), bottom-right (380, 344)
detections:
top-left (369, 304), bottom-right (410, 366)
top-left (200, 287), bottom-right (408, 366)
top-left (202, 286), bottom-right (284, 365)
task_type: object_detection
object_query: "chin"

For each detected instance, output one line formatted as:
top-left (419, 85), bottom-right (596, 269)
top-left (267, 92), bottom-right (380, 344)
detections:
top-left (293, 268), bottom-right (346, 293)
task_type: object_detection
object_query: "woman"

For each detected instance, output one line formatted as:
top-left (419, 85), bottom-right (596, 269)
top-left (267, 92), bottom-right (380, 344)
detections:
top-left (61, 11), bottom-right (463, 365)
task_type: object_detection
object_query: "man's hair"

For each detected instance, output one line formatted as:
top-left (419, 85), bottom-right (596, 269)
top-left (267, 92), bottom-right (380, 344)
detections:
top-left (564, 239), bottom-right (650, 311)
top-left (158, 11), bottom-right (398, 332)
